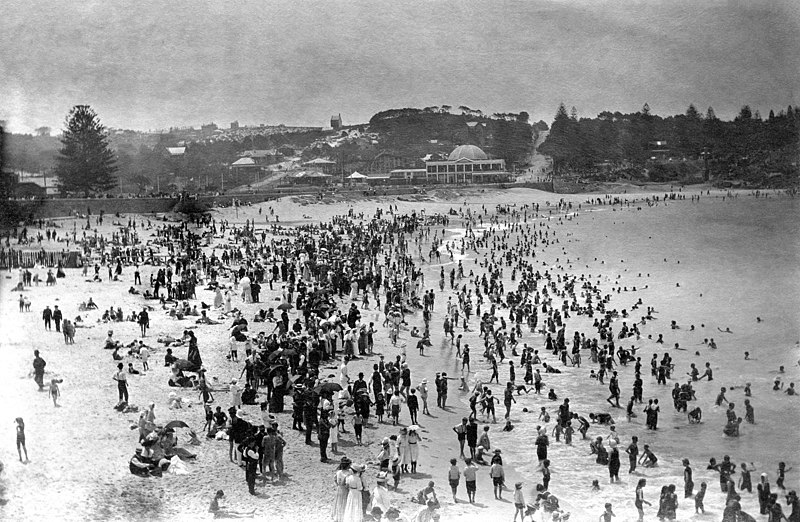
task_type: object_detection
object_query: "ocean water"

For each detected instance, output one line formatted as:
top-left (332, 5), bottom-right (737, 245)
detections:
top-left (454, 194), bottom-right (800, 519)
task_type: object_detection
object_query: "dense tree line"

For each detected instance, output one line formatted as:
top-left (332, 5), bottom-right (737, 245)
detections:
top-left (369, 107), bottom-right (535, 166)
top-left (538, 103), bottom-right (799, 182)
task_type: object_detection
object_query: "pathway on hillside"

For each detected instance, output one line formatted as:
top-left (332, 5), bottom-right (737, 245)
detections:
top-left (514, 130), bottom-right (551, 183)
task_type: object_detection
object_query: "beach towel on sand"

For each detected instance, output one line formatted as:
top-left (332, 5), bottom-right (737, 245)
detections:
top-left (167, 456), bottom-right (189, 475)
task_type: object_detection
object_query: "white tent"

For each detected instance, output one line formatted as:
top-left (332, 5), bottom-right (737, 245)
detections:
top-left (347, 172), bottom-right (367, 179)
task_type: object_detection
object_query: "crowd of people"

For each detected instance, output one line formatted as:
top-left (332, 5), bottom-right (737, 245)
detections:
top-left (10, 189), bottom-right (799, 521)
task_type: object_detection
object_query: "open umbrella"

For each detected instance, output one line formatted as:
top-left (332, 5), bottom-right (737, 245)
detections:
top-left (173, 359), bottom-right (201, 373)
top-left (165, 420), bottom-right (191, 430)
top-left (277, 302), bottom-right (293, 311)
top-left (314, 382), bottom-right (343, 394)
top-left (266, 350), bottom-right (285, 362)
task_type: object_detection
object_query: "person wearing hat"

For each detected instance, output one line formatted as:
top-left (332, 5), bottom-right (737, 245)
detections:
top-left (369, 470), bottom-right (391, 515)
top-left (343, 464), bottom-right (366, 521)
top-left (318, 410), bottom-right (332, 462)
top-left (242, 440), bottom-right (260, 495)
top-left (416, 379), bottom-right (429, 415)
top-left (376, 438), bottom-right (391, 469)
top-left (230, 380), bottom-right (242, 409)
top-left (490, 448), bottom-right (503, 466)
top-left (786, 490), bottom-right (799, 522)
top-left (129, 448), bottom-right (152, 477)
top-left (332, 457), bottom-right (353, 522)
top-left (513, 482), bottom-right (526, 522)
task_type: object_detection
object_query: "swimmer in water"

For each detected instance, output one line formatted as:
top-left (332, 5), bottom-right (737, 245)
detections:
top-left (718, 327), bottom-right (733, 334)
top-left (715, 387), bottom-right (728, 406)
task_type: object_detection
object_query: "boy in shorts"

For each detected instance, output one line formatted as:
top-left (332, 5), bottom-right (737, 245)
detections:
top-left (463, 458), bottom-right (477, 503)
top-left (490, 460), bottom-right (505, 499)
top-left (513, 482), bottom-right (525, 522)
top-left (447, 458), bottom-right (460, 502)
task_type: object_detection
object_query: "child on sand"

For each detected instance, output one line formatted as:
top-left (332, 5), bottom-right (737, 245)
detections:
top-left (490, 460), bottom-right (505, 499)
top-left (390, 456), bottom-right (401, 491)
top-left (208, 490), bottom-right (255, 518)
top-left (512, 482), bottom-right (525, 522)
top-left (48, 378), bottom-right (61, 407)
top-left (15, 417), bottom-right (28, 462)
top-left (448, 458), bottom-right (460, 502)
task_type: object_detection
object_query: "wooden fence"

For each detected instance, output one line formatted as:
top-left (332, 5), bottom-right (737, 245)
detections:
top-left (0, 249), bottom-right (81, 269)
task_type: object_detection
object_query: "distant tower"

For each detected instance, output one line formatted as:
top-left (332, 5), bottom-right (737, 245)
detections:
top-left (331, 113), bottom-right (342, 130)
top-left (231, 121), bottom-right (239, 130)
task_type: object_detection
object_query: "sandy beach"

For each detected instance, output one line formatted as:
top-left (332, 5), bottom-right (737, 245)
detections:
top-left (1, 186), bottom-right (798, 522)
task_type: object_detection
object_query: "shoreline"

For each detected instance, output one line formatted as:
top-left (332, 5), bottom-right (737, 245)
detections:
top-left (0, 187), bottom-right (797, 521)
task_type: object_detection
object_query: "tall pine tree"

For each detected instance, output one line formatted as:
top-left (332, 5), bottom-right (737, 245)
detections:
top-left (56, 105), bottom-right (118, 195)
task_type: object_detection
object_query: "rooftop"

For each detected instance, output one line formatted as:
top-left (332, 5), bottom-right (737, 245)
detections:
top-left (448, 144), bottom-right (488, 162)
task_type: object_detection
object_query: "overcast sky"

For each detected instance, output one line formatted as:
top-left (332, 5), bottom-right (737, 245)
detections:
top-left (1, 0), bottom-right (798, 133)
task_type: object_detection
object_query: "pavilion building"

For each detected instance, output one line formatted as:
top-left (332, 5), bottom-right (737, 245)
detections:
top-left (424, 145), bottom-right (507, 183)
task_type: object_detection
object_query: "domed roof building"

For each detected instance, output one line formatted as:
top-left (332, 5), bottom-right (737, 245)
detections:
top-left (422, 144), bottom-right (508, 184)
top-left (448, 144), bottom-right (488, 162)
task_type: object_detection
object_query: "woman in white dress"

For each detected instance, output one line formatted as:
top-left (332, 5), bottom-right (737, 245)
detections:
top-left (339, 356), bottom-right (350, 389)
top-left (342, 464), bottom-right (365, 522)
top-left (331, 457), bottom-right (352, 522)
top-left (398, 428), bottom-right (411, 473)
top-left (368, 470), bottom-right (391, 515)
top-left (224, 289), bottom-right (232, 313)
top-left (240, 275), bottom-right (251, 303)
top-left (408, 427), bottom-right (422, 473)
top-left (214, 288), bottom-right (224, 309)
